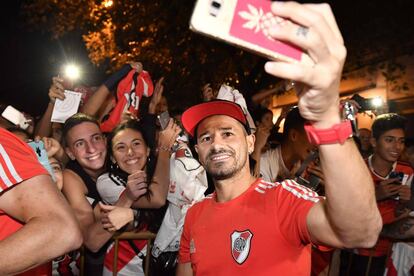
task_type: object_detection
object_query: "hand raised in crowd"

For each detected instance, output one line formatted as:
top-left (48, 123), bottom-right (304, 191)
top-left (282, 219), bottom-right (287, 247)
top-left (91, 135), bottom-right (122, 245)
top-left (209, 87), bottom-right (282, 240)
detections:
top-left (375, 178), bottom-right (402, 201)
top-left (264, 3), bottom-right (346, 127)
top-left (125, 170), bottom-right (148, 202)
top-left (158, 118), bottom-right (182, 151)
top-left (149, 77), bottom-right (164, 114)
top-left (128, 61), bottom-right (143, 73)
top-left (254, 124), bottom-right (271, 153)
top-left (49, 76), bottom-right (66, 103)
top-left (120, 111), bottom-right (138, 123)
top-left (99, 203), bottom-right (134, 232)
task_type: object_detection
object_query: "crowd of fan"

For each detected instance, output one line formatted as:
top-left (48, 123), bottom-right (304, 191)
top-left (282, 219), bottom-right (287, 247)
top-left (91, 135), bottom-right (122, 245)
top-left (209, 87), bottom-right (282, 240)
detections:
top-left (1, 59), bottom-right (413, 276)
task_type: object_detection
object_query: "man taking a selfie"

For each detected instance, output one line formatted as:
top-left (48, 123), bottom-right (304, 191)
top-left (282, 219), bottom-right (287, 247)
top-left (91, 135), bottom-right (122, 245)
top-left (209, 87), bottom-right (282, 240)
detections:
top-left (177, 2), bottom-right (382, 275)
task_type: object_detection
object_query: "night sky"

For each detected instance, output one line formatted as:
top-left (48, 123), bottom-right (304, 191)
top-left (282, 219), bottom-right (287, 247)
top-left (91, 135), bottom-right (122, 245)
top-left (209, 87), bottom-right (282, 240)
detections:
top-left (0, 1), bottom-right (107, 117)
top-left (1, 0), bottom-right (414, 118)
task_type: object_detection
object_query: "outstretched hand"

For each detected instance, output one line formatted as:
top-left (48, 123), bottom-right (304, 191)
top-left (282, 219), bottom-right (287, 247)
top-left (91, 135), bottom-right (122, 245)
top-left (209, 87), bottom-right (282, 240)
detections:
top-left (158, 119), bottom-right (182, 151)
top-left (264, 2), bottom-right (346, 128)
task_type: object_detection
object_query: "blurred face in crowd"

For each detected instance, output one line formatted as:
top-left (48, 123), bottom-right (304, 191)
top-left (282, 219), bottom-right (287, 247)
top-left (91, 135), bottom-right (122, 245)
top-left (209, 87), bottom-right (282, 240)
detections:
top-left (201, 84), bottom-right (218, 102)
top-left (111, 128), bottom-right (150, 174)
top-left (260, 111), bottom-right (274, 129)
top-left (359, 128), bottom-right (372, 151)
top-left (372, 128), bottom-right (405, 164)
top-left (195, 115), bottom-right (254, 180)
top-left (291, 128), bottom-right (314, 161)
top-left (50, 157), bottom-right (64, 190)
top-left (155, 96), bottom-right (168, 115)
top-left (65, 122), bottom-right (107, 175)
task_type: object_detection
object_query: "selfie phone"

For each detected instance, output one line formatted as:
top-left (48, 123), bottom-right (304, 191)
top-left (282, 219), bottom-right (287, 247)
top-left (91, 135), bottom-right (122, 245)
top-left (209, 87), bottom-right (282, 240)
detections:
top-left (389, 171), bottom-right (404, 184)
top-left (158, 111), bottom-right (171, 130)
top-left (1, 105), bottom-right (30, 130)
top-left (28, 141), bottom-right (56, 181)
top-left (190, 0), bottom-right (312, 63)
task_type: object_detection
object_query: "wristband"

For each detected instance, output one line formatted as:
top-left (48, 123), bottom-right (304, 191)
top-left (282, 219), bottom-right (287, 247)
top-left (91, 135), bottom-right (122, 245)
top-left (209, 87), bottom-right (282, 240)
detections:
top-left (304, 120), bottom-right (352, 145)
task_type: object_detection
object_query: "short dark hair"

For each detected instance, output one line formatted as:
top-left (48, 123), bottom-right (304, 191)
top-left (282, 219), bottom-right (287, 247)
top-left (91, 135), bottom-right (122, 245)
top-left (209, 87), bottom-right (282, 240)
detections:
top-left (62, 113), bottom-right (100, 146)
top-left (371, 113), bottom-right (407, 140)
top-left (282, 106), bottom-right (306, 140)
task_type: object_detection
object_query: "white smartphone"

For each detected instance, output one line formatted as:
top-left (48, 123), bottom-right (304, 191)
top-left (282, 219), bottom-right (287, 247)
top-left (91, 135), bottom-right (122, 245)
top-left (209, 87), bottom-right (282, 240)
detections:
top-left (1, 105), bottom-right (30, 130)
top-left (190, 0), bottom-right (312, 64)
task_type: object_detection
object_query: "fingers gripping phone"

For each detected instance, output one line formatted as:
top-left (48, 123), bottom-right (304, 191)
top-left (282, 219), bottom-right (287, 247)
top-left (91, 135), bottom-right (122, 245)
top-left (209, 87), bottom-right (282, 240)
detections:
top-left (1, 105), bottom-right (30, 130)
top-left (190, 0), bottom-right (311, 63)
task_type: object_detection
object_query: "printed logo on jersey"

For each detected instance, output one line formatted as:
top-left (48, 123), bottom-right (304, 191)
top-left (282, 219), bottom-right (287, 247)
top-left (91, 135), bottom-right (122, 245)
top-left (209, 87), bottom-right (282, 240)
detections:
top-left (230, 229), bottom-right (253, 265)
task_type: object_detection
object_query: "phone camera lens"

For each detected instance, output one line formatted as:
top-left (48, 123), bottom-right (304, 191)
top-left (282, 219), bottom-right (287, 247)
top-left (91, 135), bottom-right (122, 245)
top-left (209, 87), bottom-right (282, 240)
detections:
top-left (212, 1), bottom-right (221, 8)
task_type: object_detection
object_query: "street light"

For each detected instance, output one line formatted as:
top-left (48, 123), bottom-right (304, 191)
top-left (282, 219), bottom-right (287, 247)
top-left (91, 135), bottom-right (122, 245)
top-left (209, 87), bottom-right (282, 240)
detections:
top-left (64, 64), bottom-right (81, 81)
top-left (371, 97), bottom-right (383, 108)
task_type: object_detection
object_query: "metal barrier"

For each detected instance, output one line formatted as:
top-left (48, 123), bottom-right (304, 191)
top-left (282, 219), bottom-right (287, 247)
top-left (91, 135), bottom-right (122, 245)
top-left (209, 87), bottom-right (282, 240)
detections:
top-left (112, 231), bottom-right (157, 276)
top-left (78, 231), bottom-right (156, 276)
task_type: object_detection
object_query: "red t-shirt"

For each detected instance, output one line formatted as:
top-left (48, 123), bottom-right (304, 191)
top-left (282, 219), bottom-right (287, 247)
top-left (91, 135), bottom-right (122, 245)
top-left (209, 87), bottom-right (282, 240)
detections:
top-left (179, 178), bottom-right (321, 276)
top-left (0, 128), bottom-right (51, 275)
top-left (357, 157), bottom-right (414, 257)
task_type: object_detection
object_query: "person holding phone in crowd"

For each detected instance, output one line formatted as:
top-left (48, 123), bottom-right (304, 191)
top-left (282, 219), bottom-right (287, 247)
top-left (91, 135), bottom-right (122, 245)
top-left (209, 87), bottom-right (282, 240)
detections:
top-left (176, 2), bottom-right (382, 275)
top-left (341, 113), bottom-right (413, 275)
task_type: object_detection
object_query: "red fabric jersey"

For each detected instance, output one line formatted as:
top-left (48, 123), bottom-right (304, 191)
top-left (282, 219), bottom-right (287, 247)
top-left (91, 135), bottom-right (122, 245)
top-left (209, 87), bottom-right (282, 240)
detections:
top-left (100, 70), bottom-right (153, 133)
top-left (0, 128), bottom-right (51, 275)
top-left (179, 178), bottom-right (321, 276)
top-left (357, 157), bottom-right (414, 257)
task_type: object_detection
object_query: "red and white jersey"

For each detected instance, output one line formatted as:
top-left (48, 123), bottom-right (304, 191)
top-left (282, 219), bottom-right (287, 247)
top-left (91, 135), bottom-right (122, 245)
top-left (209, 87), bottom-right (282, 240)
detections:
top-left (0, 128), bottom-right (50, 275)
top-left (103, 239), bottom-right (147, 276)
top-left (97, 173), bottom-right (148, 276)
top-left (179, 178), bottom-right (321, 276)
top-left (100, 70), bottom-right (153, 133)
top-left (357, 156), bottom-right (414, 257)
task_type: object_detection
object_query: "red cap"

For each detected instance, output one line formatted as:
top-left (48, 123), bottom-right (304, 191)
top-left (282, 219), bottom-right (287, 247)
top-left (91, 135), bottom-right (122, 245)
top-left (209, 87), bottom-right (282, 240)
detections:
top-left (182, 100), bottom-right (248, 137)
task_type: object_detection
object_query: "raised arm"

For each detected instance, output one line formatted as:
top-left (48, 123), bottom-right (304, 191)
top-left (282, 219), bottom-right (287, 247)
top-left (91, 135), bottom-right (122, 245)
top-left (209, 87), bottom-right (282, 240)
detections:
top-left (0, 174), bottom-right (82, 275)
top-left (81, 64), bottom-right (133, 117)
top-left (264, 2), bottom-right (381, 248)
top-left (62, 170), bottom-right (117, 252)
top-left (35, 76), bottom-right (66, 138)
top-left (131, 119), bottom-right (181, 209)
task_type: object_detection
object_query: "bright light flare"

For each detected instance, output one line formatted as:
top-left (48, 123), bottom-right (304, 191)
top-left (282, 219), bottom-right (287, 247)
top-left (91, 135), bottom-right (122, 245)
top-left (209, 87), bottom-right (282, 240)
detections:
top-left (371, 97), bottom-right (383, 108)
top-left (103, 0), bottom-right (113, 8)
top-left (64, 64), bottom-right (80, 80)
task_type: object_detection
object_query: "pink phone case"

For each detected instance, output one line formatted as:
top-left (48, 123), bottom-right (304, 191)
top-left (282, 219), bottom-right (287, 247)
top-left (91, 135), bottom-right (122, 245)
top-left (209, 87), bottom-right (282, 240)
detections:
top-left (190, 0), bottom-right (309, 63)
top-left (229, 0), bottom-right (302, 61)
